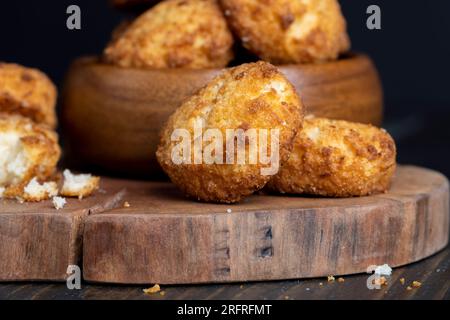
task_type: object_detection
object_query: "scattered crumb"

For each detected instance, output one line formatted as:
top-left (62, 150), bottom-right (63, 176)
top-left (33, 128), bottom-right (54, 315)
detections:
top-left (373, 276), bottom-right (388, 286)
top-left (436, 269), bottom-right (440, 273)
top-left (305, 287), bottom-right (310, 291)
top-left (374, 264), bottom-right (392, 276)
top-left (412, 281), bottom-right (421, 288)
top-left (60, 169), bottom-right (100, 199)
top-left (159, 291), bottom-right (166, 296)
top-left (337, 277), bottom-right (345, 283)
top-left (327, 275), bottom-right (335, 282)
top-left (23, 177), bottom-right (58, 201)
top-left (406, 286), bottom-right (412, 291)
top-left (284, 295), bottom-right (289, 300)
top-left (319, 282), bottom-right (323, 286)
top-left (400, 278), bottom-right (405, 285)
top-left (227, 208), bottom-right (232, 213)
top-left (143, 284), bottom-right (161, 294)
top-left (239, 285), bottom-right (244, 289)
top-left (123, 201), bottom-right (131, 208)
top-left (52, 196), bottom-right (67, 210)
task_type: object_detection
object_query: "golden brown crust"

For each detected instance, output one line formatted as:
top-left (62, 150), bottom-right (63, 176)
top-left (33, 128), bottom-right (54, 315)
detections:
top-left (0, 62), bottom-right (57, 128)
top-left (104, 0), bottom-right (234, 69)
top-left (220, 0), bottom-right (350, 64)
top-left (0, 114), bottom-right (61, 199)
top-left (267, 117), bottom-right (397, 197)
top-left (156, 61), bottom-right (304, 203)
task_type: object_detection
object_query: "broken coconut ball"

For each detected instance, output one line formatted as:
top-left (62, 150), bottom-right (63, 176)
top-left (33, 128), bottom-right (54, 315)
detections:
top-left (23, 177), bottom-right (58, 202)
top-left (0, 114), bottom-right (60, 200)
top-left (60, 169), bottom-right (100, 199)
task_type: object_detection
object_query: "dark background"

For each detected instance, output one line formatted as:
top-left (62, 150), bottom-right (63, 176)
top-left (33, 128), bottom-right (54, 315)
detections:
top-left (0, 0), bottom-right (449, 176)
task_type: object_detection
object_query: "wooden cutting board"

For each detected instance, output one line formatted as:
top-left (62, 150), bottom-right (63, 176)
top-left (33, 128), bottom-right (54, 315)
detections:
top-left (0, 186), bottom-right (125, 281)
top-left (0, 166), bottom-right (448, 284)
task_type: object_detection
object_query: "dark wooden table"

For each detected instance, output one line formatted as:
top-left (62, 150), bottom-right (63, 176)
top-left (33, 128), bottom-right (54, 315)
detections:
top-left (0, 245), bottom-right (448, 300)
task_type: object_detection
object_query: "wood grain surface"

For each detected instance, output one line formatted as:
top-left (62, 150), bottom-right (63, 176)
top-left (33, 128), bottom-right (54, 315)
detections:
top-left (61, 53), bottom-right (383, 177)
top-left (82, 166), bottom-right (449, 285)
top-left (0, 185), bottom-right (125, 281)
top-left (1, 166), bottom-right (447, 285)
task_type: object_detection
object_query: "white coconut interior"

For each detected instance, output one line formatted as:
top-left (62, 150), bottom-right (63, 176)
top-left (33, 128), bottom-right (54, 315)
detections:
top-left (62, 169), bottom-right (92, 192)
top-left (23, 177), bottom-right (58, 198)
top-left (0, 131), bottom-right (29, 186)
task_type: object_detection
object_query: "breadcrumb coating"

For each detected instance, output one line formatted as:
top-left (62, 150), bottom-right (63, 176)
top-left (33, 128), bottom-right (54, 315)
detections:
top-left (104, 0), bottom-right (234, 69)
top-left (0, 114), bottom-right (61, 199)
top-left (0, 62), bottom-right (57, 128)
top-left (267, 117), bottom-right (397, 197)
top-left (156, 61), bottom-right (304, 203)
top-left (220, 0), bottom-right (350, 64)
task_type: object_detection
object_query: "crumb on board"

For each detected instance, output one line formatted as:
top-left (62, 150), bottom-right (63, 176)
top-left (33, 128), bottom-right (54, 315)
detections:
top-left (319, 282), bottom-right (323, 286)
top-left (143, 284), bottom-right (161, 294)
top-left (284, 295), bottom-right (289, 300)
top-left (52, 196), bottom-right (66, 210)
top-left (337, 277), bottom-right (345, 283)
top-left (374, 264), bottom-right (392, 276)
top-left (239, 285), bottom-right (244, 289)
top-left (23, 178), bottom-right (58, 201)
top-left (60, 169), bottom-right (100, 199)
top-left (327, 275), bottom-right (335, 282)
top-left (400, 278), bottom-right (405, 285)
top-left (412, 281), bottom-right (422, 288)
top-left (406, 286), bottom-right (412, 291)
top-left (159, 291), bottom-right (166, 296)
top-left (373, 276), bottom-right (388, 286)
top-left (227, 208), bottom-right (232, 213)
top-left (123, 201), bottom-right (130, 208)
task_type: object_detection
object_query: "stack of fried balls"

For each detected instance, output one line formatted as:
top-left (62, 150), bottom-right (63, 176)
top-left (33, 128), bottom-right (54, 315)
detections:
top-left (106, 0), bottom-right (396, 203)
top-left (0, 63), bottom-right (99, 202)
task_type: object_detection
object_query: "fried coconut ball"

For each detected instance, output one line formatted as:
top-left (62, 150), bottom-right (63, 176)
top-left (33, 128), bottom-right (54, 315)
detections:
top-left (104, 0), bottom-right (234, 69)
top-left (267, 117), bottom-right (397, 197)
top-left (156, 61), bottom-right (304, 203)
top-left (0, 62), bottom-right (57, 128)
top-left (0, 114), bottom-right (61, 200)
top-left (220, 0), bottom-right (350, 64)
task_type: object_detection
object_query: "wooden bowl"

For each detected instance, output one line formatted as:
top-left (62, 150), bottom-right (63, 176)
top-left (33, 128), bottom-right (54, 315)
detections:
top-left (61, 53), bottom-right (383, 177)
